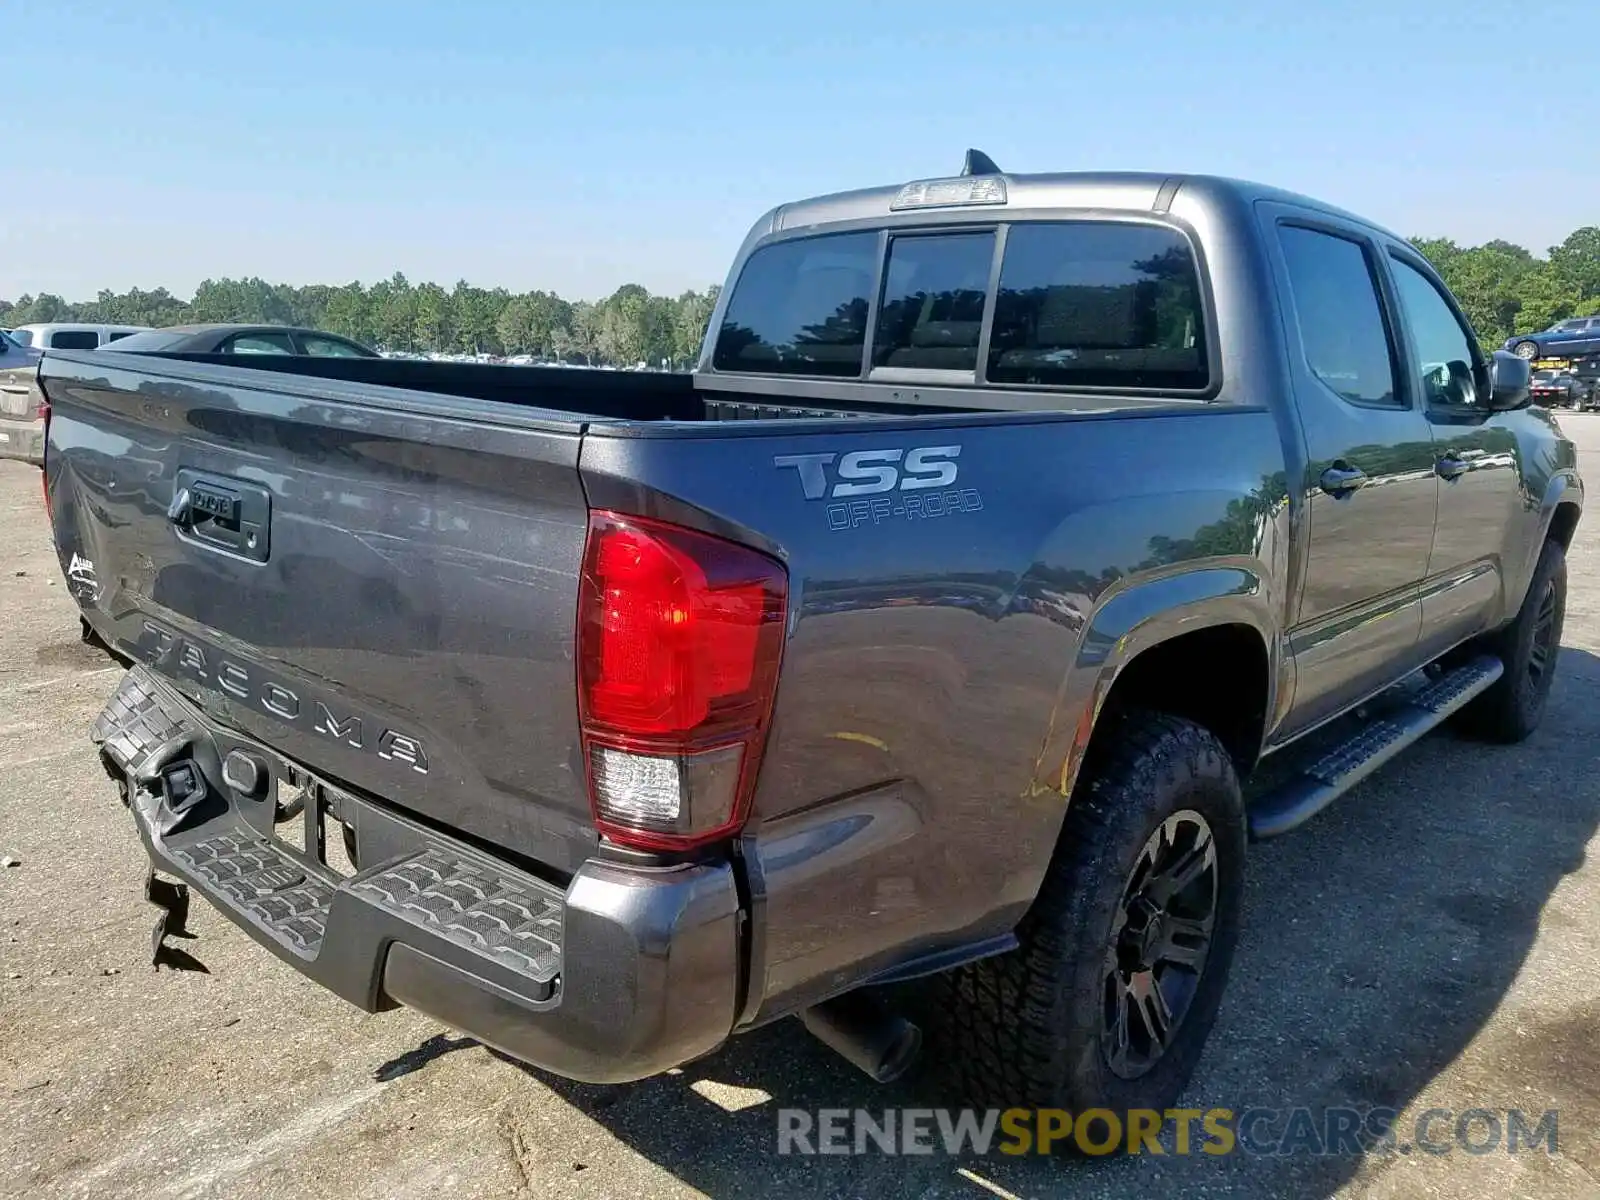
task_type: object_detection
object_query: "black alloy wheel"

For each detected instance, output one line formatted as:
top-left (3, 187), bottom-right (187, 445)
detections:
top-left (1102, 809), bottom-right (1218, 1079)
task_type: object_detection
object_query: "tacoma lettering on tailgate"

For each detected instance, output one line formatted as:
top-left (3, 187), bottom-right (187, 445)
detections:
top-left (135, 620), bottom-right (430, 774)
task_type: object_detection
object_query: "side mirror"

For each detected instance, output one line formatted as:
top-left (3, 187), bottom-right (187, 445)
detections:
top-left (1486, 350), bottom-right (1531, 411)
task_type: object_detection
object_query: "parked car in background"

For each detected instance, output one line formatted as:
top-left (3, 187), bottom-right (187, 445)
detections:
top-left (1505, 316), bottom-right (1600, 362)
top-left (0, 327), bottom-right (46, 465)
top-left (1529, 369), bottom-right (1584, 408)
top-left (10, 323), bottom-right (151, 351)
top-left (105, 324), bottom-right (378, 357)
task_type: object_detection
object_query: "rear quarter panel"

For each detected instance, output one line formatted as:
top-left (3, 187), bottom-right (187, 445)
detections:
top-left (580, 407), bottom-right (1290, 1021)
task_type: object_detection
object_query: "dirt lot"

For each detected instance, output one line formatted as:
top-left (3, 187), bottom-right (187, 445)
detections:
top-left (2, 424), bottom-right (1599, 1200)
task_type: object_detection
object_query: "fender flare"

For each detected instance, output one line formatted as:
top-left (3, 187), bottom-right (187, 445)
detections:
top-left (1523, 471), bottom-right (1585, 607)
top-left (1047, 565), bottom-right (1282, 800)
top-left (1538, 471), bottom-right (1583, 544)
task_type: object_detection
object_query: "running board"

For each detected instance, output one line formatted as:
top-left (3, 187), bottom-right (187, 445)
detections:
top-left (1248, 655), bottom-right (1504, 839)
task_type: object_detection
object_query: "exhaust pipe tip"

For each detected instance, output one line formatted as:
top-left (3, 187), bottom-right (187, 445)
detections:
top-left (800, 992), bottom-right (922, 1084)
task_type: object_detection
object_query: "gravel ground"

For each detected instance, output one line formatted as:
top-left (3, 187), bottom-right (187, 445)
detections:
top-left (2, 421), bottom-right (1599, 1200)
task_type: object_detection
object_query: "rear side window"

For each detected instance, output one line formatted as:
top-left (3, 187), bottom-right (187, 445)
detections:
top-left (107, 331), bottom-right (138, 342)
top-left (712, 231), bottom-right (877, 376)
top-left (224, 332), bottom-right (294, 355)
top-left (872, 232), bottom-right (994, 372)
top-left (1277, 226), bottom-right (1399, 408)
top-left (48, 330), bottom-right (100, 350)
top-left (986, 223), bottom-right (1207, 389)
top-left (300, 334), bottom-right (368, 357)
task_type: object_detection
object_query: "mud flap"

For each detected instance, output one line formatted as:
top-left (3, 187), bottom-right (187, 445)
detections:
top-left (145, 869), bottom-right (206, 973)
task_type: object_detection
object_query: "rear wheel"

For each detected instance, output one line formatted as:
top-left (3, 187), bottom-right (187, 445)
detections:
top-left (929, 712), bottom-right (1246, 1132)
top-left (1457, 539), bottom-right (1566, 743)
top-left (1514, 340), bottom-right (1540, 360)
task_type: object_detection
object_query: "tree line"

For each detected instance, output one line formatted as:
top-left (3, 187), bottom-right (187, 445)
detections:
top-left (0, 276), bottom-right (720, 368)
top-left (3, 225), bottom-right (1597, 365)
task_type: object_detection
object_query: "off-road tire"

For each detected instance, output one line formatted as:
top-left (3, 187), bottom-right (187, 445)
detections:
top-left (1456, 538), bottom-right (1566, 743)
top-left (928, 711), bottom-right (1246, 1127)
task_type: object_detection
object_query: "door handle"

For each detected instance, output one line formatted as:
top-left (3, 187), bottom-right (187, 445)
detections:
top-left (1436, 456), bottom-right (1471, 480)
top-left (1319, 464), bottom-right (1367, 495)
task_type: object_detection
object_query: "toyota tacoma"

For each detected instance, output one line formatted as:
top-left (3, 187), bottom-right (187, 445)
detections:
top-left (41, 155), bottom-right (1580, 1118)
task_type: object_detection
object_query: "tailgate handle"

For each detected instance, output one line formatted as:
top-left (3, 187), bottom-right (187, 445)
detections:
top-left (170, 470), bottom-right (271, 563)
top-left (166, 487), bottom-right (194, 525)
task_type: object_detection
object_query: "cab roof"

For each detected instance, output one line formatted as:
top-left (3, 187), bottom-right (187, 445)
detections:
top-left (764, 169), bottom-right (1400, 244)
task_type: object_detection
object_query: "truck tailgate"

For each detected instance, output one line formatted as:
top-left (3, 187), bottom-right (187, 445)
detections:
top-left (42, 352), bottom-right (600, 873)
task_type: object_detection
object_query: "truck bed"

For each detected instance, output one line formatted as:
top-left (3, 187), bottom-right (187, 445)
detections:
top-left (109, 350), bottom-right (960, 424)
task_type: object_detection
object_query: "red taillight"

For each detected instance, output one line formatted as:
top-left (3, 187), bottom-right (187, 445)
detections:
top-left (577, 511), bottom-right (786, 851)
top-left (39, 397), bottom-right (52, 522)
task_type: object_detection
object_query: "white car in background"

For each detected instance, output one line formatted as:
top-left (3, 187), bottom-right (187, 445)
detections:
top-left (8, 322), bottom-right (152, 351)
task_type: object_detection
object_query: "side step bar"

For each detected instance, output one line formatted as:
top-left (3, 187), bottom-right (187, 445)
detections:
top-left (1248, 655), bottom-right (1504, 839)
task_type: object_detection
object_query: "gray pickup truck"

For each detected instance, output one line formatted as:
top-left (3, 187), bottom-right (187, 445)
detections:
top-left (41, 156), bottom-right (1580, 1120)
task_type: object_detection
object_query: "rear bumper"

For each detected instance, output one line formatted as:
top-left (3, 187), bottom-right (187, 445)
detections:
top-left (94, 667), bottom-right (743, 1083)
top-left (0, 415), bottom-right (43, 465)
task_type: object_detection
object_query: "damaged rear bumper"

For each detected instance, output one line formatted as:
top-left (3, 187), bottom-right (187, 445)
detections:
top-left (94, 667), bottom-right (742, 1084)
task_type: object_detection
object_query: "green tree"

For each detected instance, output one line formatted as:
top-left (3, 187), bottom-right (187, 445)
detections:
top-left (598, 284), bottom-right (667, 366)
top-left (672, 288), bottom-right (718, 368)
top-left (570, 300), bottom-right (603, 365)
top-left (372, 273), bottom-right (416, 351)
top-left (1548, 227), bottom-right (1600, 310)
top-left (323, 283), bottom-right (375, 345)
top-left (408, 282), bottom-right (449, 351)
top-left (450, 281), bottom-right (503, 355)
top-left (496, 294), bottom-right (536, 354)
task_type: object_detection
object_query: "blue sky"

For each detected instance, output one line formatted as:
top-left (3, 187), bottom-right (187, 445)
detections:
top-left (6, 0), bottom-right (1596, 302)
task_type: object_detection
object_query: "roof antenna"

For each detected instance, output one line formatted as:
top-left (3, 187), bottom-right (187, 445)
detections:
top-left (961, 148), bottom-right (1002, 177)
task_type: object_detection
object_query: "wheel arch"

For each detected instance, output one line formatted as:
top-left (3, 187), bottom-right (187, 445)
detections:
top-left (1545, 492), bottom-right (1582, 553)
top-left (1064, 568), bottom-right (1281, 794)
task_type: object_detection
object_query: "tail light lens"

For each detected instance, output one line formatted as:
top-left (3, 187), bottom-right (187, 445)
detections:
top-left (577, 511), bottom-right (787, 851)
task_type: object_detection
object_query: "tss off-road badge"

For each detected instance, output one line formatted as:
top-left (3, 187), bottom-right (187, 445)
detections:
top-left (774, 445), bottom-right (983, 530)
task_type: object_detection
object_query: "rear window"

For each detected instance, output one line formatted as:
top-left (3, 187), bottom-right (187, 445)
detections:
top-left (225, 332), bottom-right (295, 355)
top-left (872, 232), bottom-right (994, 372)
top-left (712, 220), bottom-right (1209, 391)
top-left (712, 231), bottom-right (877, 376)
top-left (987, 223), bottom-right (1207, 389)
top-left (48, 330), bottom-right (100, 350)
top-left (8, 330), bottom-right (32, 347)
top-left (300, 334), bottom-right (371, 358)
top-left (100, 330), bottom-right (188, 352)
